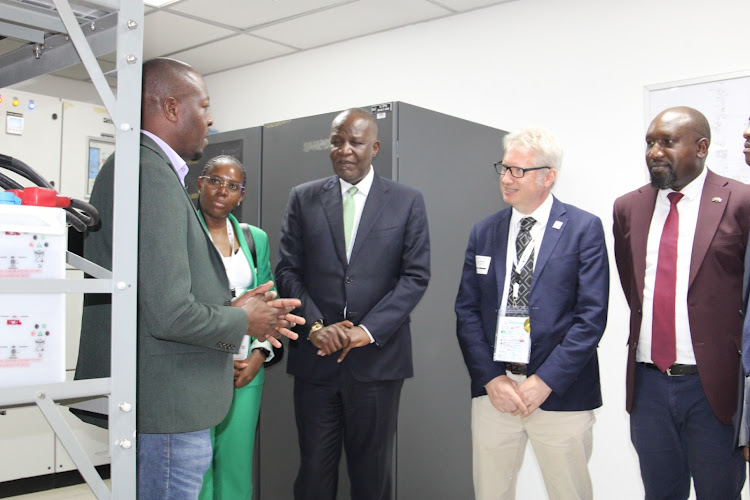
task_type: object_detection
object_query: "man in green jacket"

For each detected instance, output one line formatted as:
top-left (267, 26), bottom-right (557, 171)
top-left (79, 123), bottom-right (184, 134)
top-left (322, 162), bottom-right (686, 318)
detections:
top-left (75, 58), bottom-right (303, 499)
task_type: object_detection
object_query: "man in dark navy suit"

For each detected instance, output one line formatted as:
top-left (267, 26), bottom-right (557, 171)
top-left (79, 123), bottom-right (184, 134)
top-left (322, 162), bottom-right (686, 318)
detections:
top-left (276, 108), bottom-right (431, 500)
top-left (455, 128), bottom-right (609, 500)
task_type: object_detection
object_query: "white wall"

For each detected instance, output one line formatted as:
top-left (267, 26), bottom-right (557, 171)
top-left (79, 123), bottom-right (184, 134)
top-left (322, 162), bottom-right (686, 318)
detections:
top-left (15, 0), bottom-right (748, 496)
top-left (204, 0), bottom-right (750, 498)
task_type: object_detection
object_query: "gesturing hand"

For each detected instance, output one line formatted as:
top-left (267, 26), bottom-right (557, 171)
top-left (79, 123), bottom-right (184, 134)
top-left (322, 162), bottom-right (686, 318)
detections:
top-left (234, 281), bottom-right (304, 348)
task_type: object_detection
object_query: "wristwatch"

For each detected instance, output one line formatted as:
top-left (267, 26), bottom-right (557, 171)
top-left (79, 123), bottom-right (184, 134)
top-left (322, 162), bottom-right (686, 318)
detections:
top-left (307, 319), bottom-right (324, 340)
top-left (252, 346), bottom-right (271, 358)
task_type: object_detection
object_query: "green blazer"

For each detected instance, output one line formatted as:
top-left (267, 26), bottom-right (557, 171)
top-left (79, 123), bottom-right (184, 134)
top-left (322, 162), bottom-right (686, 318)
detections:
top-left (199, 212), bottom-right (275, 388)
top-left (76, 133), bottom-right (248, 433)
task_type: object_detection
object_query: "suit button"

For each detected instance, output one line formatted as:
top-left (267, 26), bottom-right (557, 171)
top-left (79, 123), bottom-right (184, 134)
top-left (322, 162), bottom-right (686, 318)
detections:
top-left (224, 300), bottom-right (232, 306)
top-left (345, 277), bottom-right (351, 284)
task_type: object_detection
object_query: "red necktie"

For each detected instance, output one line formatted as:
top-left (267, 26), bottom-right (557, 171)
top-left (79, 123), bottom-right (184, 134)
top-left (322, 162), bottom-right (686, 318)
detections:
top-left (651, 191), bottom-right (684, 372)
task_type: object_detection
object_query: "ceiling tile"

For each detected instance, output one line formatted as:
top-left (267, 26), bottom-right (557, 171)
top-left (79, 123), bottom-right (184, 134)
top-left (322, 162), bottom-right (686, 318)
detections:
top-left (98, 52), bottom-right (117, 64)
top-left (51, 59), bottom-right (116, 81)
top-left (169, 33), bottom-right (296, 76)
top-left (427, 0), bottom-right (516, 11)
top-left (167, 0), bottom-right (354, 30)
top-left (6, 0), bottom-right (513, 84)
top-left (143, 10), bottom-right (235, 59)
top-left (0, 37), bottom-right (27, 57)
top-left (251, 0), bottom-right (450, 49)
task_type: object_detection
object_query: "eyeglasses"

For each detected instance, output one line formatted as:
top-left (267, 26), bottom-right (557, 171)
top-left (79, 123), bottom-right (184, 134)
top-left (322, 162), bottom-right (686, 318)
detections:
top-left (493, 162), bottom-right (551, 178)
top-left (199, 175), bottom-right (244, 193)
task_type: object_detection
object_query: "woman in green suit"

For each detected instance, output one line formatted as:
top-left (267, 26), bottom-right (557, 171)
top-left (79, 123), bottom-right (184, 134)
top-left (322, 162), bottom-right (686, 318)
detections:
top-left (197, 155), bottom-right (276, 500)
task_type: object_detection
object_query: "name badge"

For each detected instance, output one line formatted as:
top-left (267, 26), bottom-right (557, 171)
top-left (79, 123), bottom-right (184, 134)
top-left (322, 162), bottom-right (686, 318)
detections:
top-left (475, 255), bottom-right (491, 275)
top-left (493, 316), bottom-right (531, 363)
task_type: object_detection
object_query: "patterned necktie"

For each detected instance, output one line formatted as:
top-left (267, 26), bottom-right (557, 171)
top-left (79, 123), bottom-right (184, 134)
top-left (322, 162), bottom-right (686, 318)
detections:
top-left (508, 217), bottom-right (536, 308)
top-left (343, 186), bottom-right (358, 251)
top-left (651, 192), bottom-right (683, 372)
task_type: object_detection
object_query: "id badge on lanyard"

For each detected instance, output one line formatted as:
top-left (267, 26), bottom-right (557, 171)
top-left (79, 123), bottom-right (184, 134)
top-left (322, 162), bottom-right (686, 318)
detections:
top-left (494, 305), bottom-right (531, 363)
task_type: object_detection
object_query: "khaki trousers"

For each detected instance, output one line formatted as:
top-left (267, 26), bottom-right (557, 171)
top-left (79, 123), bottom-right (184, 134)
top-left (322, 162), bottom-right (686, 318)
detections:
top-left (471, 374), bottom-right (595, 500)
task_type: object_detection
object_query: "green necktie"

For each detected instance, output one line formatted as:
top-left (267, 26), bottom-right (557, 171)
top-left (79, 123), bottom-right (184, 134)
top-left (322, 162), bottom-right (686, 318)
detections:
top-left (343, 186), bottom-right (358, 251)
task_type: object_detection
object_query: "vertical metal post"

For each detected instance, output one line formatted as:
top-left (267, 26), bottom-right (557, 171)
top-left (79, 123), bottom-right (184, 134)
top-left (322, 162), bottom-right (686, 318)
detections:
top-left (109, 0), bottom-right (143, 498)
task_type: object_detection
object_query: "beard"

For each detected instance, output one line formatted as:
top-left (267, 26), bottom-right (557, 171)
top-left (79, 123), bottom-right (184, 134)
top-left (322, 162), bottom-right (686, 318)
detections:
top-left (649, 166), bottom-right (676, 189)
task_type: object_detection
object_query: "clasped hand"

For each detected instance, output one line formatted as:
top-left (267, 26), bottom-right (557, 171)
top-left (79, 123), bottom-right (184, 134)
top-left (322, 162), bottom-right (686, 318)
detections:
top-left (309, 321), bottom-right (369, 363)
top-left (484, 374), bottom-right (552, 418)
top-left (232, 281), bottom-right (305, 348)
top-left (233, 351), bottom-right (264, 389)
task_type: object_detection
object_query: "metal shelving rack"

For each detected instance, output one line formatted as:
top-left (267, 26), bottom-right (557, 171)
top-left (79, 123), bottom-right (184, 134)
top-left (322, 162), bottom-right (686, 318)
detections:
top-left (0, 0), bottom-right (142, 497)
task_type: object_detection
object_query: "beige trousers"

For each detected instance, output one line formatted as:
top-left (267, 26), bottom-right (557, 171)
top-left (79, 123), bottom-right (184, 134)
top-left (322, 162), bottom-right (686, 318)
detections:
top-left (471, 374), bottom-right (595, 500)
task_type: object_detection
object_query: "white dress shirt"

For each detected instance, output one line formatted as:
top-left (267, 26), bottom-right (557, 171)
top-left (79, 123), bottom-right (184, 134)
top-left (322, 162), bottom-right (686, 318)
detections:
top-left (637, 167), bottom-right (707, 365)
top-left (498, 193), bottom-right (554, 318)
top-left (339, 166), bottom-right (374, 261)
top-left (339, 166), bottom-right (376, 343)
top-left (141, 130), bottom-right (189, 186)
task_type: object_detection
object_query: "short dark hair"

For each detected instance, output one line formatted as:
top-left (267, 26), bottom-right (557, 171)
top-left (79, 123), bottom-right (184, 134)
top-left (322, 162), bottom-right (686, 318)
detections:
top-left (331, 108), bottom-right (378, 137)
top-left (202, 155), bottom-right (246, 184)
top-left (141, 58), bottom-right (201, 117)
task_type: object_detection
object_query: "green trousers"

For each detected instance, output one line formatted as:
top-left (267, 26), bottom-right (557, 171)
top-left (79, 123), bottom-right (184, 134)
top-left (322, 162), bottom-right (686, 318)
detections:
top-left (199, 371), bottom-right (264, 500)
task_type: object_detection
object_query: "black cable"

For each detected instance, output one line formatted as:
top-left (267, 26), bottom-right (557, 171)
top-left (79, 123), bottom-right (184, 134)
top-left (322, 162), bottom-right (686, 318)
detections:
top-left (67, 198), bottom-right (99, 227)
top-left (1, 154), bottom-right (100, 232)
top-left (0, 154), bottom-right (53, 189)
top-left (0, 170), bottom-right (23, 191)
top-left (66, 211), bottom-right (88, 232)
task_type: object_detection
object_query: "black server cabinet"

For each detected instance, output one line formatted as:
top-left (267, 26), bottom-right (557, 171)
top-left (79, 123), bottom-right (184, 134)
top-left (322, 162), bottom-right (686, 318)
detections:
top-left (258, 102), bottom-right (507, 500)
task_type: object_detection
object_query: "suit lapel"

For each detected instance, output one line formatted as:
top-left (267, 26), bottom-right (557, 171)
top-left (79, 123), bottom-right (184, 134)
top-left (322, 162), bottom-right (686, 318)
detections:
top-left (530, 197), bottom-right (566, 295)
top-left (630, 186), bottom-right (658, 306)
top-left (690, 170), bottom-right (729, 288)
top-left (141, 134), bottom-right (228, 274)
top-left (349, 173), bottom-right (390, 264)
top-left (141, 133), bottom-right (203, 223)
top-left (493, 210), bottom-right (511, 305)
top-left (319, 176), bottom-right (349, 266)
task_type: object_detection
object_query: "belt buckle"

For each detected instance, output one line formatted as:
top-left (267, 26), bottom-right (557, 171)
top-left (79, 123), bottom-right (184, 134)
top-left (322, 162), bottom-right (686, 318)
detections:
top-left (507, 363), bottom-right (526, 375)
top-left (665, 366), bottom-right (674, 376)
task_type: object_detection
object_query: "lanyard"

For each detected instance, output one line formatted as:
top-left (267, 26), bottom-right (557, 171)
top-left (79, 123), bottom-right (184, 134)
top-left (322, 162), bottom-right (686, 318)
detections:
top-left (202, 217), bottom-right (239, 296)
top-left (512, 229), bottom-right (540, 275)
top-left (204, 218), bottom-right (235, 259)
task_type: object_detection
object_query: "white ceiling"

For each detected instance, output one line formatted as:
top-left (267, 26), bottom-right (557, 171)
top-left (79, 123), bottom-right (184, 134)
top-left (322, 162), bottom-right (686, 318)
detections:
top-left (43, 0), bottom-right (514, 81)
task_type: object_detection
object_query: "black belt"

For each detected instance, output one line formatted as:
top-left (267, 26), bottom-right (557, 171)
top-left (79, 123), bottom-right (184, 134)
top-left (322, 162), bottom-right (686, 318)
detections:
top-left (505, 363), bottom-right (527, 375)
top-left (639, 362), bottom-right (698, 376)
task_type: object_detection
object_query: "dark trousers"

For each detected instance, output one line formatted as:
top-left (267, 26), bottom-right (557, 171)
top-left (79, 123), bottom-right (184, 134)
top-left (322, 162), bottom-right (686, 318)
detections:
top-left (630, 363), bottom-right (745, 499)
top-left (293, 376), bottom-right (404, 500)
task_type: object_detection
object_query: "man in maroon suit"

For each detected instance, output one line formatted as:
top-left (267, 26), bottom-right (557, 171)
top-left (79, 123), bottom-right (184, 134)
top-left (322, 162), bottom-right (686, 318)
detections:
top-left (613, 106), bottom-right (750, 498)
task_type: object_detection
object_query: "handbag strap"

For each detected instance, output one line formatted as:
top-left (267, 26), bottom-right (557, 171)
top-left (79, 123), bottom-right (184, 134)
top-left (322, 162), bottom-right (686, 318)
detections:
top-left (239, 223), bottom-right (257, 266)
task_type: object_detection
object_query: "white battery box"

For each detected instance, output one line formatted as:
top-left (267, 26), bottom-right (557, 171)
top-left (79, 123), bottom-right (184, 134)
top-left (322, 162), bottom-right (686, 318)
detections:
top-left (0, 205), bottom-right (66, 387)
